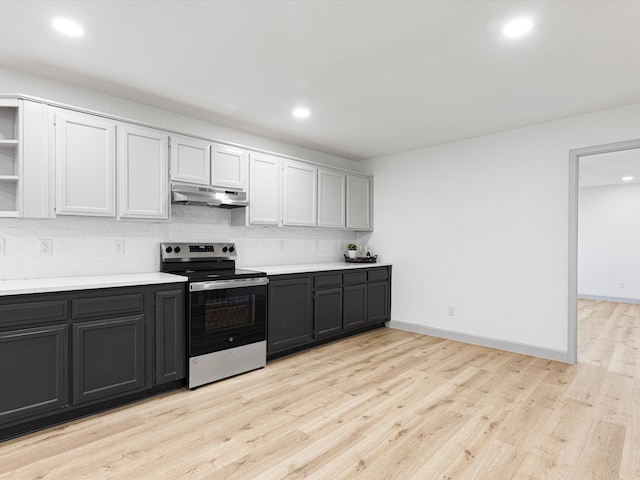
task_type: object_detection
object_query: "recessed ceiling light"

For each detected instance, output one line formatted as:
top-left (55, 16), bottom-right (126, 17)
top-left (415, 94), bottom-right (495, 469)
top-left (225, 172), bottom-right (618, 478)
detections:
top-left (293, 107), bottom-right (310, 119)
top-left (503, 18), bottom-right (533, 38)
top-left (622, 176), bottom-right (634, 181)
top-left (52, 18), bottom-right (84, 37)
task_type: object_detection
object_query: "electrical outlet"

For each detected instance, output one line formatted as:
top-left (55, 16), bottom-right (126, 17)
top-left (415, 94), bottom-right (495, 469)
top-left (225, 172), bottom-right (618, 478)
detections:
top-left (39, 239), bottom-right (52, 256)
top-left (113, 240), bottom-right (124, 255)
top-left (280, 240), bottom-right (285, 249)
top-left (447, 304), bottom-right (456, 316)
top-left (619, 281), bottom-right (625, 289)
top-left (0, 238), bottom-right (4, 256)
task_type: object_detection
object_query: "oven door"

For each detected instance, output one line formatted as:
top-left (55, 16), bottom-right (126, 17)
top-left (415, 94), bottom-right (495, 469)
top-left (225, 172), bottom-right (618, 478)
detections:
top-left (189, 277), bottom-right (268, 357)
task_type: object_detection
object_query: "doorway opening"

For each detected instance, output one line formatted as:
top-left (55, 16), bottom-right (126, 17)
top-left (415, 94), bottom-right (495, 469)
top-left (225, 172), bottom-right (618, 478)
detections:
top-left (568, 138), bottom-right (640, 363)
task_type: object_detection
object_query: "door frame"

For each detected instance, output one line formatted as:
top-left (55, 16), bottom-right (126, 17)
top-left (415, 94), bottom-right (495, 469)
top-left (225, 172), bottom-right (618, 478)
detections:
top-left (568, 137), bottom-right (640, 363)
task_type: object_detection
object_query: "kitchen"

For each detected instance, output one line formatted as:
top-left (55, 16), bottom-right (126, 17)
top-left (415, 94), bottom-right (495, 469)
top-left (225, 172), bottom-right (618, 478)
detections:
top-left (2, 1), bottom-right (640, 478)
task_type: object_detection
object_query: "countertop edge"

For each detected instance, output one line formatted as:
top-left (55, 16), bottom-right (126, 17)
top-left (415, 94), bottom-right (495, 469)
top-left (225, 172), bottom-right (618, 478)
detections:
top-left (0, 273), bottom-right (188, 297)
top-left (243, 262), bottom-right (392, 276)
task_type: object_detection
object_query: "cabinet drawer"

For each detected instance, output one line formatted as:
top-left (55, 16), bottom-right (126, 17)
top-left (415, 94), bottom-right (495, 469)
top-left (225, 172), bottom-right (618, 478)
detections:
top-left (367, 268), bottom-right (388, 282)
top-left (343, 271), bottom-right (367, 285)
top-left (72, 293), bottom-right (144, 320)
top-left (0, 300), bottom-right (68, 327)
top-left (314, 274), bottom-right (342, 289)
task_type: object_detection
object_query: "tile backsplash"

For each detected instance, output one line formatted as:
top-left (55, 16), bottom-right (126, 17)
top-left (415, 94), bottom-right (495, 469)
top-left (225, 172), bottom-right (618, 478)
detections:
top-left (0, 206), bottom-right (357, 280)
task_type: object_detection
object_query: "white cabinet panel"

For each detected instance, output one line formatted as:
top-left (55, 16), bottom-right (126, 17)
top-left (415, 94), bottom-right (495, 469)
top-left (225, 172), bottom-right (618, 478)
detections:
top-left (170, 135), bottom-right (209, 185)
top-left (211, 143), bottom-right (247, 191)
top-left (117, 124), bottom-right (169, 220)
top-left (283, 160), bottom-right (317, 226)
top-left (317, 168), bottom-right (345, 228)
top-left (22, 100), bottom-right (52, 218)
top-left (346, 174), bottom-right (371, 231)
top-left (55, 109), bottom-right (116, 217)
top-left (249, 152), bottom-right (281, 225)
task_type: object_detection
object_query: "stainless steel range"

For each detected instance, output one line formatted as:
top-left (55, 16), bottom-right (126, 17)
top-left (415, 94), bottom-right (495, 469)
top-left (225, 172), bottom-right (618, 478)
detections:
top-left (160, 242), bottom-right (268, 389)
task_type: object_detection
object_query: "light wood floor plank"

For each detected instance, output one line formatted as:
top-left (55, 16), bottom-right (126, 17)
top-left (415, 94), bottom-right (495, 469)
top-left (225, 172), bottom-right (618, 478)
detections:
top-left (1, 298), bottom-right (638, 479)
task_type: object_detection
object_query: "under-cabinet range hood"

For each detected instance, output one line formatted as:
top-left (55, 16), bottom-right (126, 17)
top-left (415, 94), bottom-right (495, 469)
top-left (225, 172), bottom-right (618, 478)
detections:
top-left (171, 183), bottom-right (248, 209)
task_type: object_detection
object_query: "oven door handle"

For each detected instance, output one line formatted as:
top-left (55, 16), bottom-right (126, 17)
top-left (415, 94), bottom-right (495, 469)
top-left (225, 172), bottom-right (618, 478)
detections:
top-left (190, 277), bottom-right (269, 292)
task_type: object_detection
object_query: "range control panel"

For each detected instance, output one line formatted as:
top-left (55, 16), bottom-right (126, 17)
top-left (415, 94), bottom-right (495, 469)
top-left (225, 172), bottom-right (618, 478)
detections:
top-left (160, 242), bottom-right (236, 261)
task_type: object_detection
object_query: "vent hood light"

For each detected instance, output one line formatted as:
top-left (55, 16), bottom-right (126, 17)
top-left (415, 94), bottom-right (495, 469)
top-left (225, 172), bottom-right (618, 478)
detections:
top-left (52, 18), bottom-right (84, 37)
top-left (622, 176), bottom-right (634, 181)
top-left (293, 107), bottom-right (310, 119)
top-left (503, 18), bottom-right (533, 38)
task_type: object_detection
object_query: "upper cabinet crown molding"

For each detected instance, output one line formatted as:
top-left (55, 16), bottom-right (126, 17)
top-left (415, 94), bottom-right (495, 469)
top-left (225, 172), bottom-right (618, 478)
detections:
top-left (54, 108), bottom-right (116, 217)
top-left (169, 135), bottom-right (210, 186)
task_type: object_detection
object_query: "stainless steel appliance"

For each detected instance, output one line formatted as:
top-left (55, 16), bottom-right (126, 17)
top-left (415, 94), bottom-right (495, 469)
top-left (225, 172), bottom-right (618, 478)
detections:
top-left (160, 242), bottom-right (267, 389)
top-left (171, 183), bottom-right (248, 208)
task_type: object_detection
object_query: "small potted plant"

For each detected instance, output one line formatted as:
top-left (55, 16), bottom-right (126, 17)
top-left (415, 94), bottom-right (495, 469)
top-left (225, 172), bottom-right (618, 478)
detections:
top-left (346, 243), bottom-right (358, 259)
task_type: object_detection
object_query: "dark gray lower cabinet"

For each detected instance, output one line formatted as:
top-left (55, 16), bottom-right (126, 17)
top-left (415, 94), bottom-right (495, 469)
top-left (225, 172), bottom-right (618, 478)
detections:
top-left (314, 288), bottom-right (343, 339)
top-left (0, 282), bottom-right (186, 440)
top-left (154, 289), bottom-right (185, 385)
top-left (367, 281), bottom-right (389, 323)
top-left (0, 324), bottom-right (68, 424)
top-left (343, 284), bottom-right (367, 330)
top-left (268, 276), bottom-right (312, 354)
top-left (72, 315), bottom-right (146, 405)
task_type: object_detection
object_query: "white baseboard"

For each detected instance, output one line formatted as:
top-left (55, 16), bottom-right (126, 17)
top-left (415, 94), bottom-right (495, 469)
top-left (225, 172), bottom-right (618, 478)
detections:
top-left (578, 294), bottom-right (640, 304)
top-left (387, 320), bottom-right (569, 363)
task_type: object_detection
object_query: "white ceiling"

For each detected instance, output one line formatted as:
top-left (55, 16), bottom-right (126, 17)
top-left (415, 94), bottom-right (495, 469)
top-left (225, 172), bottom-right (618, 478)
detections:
top-left (580, 148), bottom-right (640, 188)
top-left (1, 1), bottom-right (640, 161)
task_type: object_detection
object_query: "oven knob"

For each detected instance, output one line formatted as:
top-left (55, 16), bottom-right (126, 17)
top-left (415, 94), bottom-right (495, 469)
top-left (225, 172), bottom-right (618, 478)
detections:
top-left (165, 246), bottom-right (173, 253)
top-left (222, 246), bottom-right (228, 253)
top-left (229, 246), bottom-right (235, 253)
top-left (174, 246), bottom-right (181, 253)
top-left (228, 337), bottom-right (234, 342)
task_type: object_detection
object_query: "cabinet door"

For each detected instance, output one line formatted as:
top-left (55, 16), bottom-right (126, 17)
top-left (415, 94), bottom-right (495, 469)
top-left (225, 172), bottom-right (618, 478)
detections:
top-left (367, 281), bottom-right (389, 324)
top-left (22, 100), bottom-right (53, 218)
top-left (154, 288), bottom-right (185, 385)
top-left (283, 160), bottom-right (317, 226)
top-left (317, 169), bottom-right (345, 228)
top-left (346, 174), bottom-right (371, 230)
top-left (314, 287), bottom-right (343, 339)
top-left (249, 152), bottom-right (282, 225)
top-left (343, 284), bottom-right (367, 330)
top-left (267, 276), bottom-right (312, 354)
top-left (211, 143), bottom-right (247, 191)
top-left (170, 135), bottom-right (210, 185)
top-left (72, 315), bottom-right (146, 405)
top-left (55, 109), bottom-right (116, 217)
top-left (0, 325), bottom-right (68, 425)
top-left (117, 124), bottom-right (169, 219)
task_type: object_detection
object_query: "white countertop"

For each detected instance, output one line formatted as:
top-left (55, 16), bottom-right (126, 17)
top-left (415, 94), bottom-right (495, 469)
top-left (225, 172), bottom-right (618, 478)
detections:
top-left (0, 272), bottom-right (188, 296)
top-left (243, 261), bottom-right (392, 276)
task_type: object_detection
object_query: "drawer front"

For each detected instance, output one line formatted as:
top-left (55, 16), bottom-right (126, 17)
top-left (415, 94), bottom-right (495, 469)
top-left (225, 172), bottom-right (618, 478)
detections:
top-left (72, 293), bottom-right (144, 320)
top-left (367, 268), bottom-right (389, 282)
top-left (314, 274), bottom-right (342, 289)
top-left (0, 300), bottom-right (68, 327)
top-left (343, 271), bottom-right (367, 285)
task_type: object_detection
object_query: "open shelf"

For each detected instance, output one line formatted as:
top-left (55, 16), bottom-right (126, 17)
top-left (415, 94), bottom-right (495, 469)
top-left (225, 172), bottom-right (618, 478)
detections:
top-left (0, 210), bottom-right (18, 218)
top-left (0, 175), bottom-right (19, 182)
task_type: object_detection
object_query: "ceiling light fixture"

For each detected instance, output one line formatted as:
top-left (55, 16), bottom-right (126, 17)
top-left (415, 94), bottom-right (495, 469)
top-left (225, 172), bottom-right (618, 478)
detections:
top-left (52, 18), bottom-right (84, 37)
top-left (622, 176), bottom-right (634, 181)
top-left (293, 107), bottom-right (310, 119)
top-left (502, 18), bottom-right (533, 38)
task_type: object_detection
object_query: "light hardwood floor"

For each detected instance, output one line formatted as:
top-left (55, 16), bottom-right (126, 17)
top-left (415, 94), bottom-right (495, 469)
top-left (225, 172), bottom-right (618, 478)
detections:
top-left (1, 299), bottom-right (638, 479)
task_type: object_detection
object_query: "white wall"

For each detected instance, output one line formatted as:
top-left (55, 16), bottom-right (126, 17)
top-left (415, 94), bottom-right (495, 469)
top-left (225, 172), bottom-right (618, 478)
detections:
top-left (360, 101), bottom-right (640, 358)
top-left (578, 183), bottom-right (640, 301)
top-left (0, 66), bottom-right (359, 280)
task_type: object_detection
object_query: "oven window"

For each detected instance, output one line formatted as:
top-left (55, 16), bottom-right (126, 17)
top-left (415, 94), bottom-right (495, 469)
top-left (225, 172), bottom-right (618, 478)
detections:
top-left (205, 295), bottom-right (255, 333)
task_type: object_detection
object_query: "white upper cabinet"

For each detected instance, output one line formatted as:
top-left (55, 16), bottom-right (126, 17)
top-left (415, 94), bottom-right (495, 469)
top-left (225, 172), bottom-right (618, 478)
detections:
top-left (22, 100), bottom-right (52, 219)
top-left (283, 159), bottom-right (317, 226)
top-left (317, 168), bottom-right (346, 228)
top-left (211, 143), bottom-right (247, 191)
top-left (346, 174), bottom-right (371, 231)
top-left (0, 98), bottom-right (20, 218)
top-left (169, 135), bottom-right (210, 186)
top-left (54, 108), bottom-right (116, 217)
top-left (248, 152), bottom-right (282, 225)
top-left (117, 124), bottom-right (169, 220)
